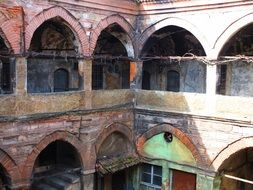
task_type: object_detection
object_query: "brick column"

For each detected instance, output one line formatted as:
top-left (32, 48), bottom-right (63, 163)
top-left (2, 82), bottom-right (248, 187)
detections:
top-left (15, 57), bottom-right (27, 95)
top-left (79, 58), bottom-right (92, 91)
top-left (79, 58), bottom-right (92, 108)
top-left (130, 61), bottom-right (143, 89)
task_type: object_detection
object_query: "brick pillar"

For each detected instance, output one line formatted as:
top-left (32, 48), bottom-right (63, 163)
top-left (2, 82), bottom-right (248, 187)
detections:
top-left (79, 58), bottom-right (92, 91)
top-left (130, 61), bottom-right (143, 89)
top-left (205, 64), bottom-right (217, 113)
top-left (82, 173), bottom-right (94, 190)
top-left (79, 58), bottom-right (92, 108)
top-left (15, 57), bottom-right (27, 95)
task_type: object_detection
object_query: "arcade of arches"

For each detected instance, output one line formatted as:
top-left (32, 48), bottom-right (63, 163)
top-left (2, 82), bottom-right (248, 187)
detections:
top-left (0, 1), bottom-right (253, 190)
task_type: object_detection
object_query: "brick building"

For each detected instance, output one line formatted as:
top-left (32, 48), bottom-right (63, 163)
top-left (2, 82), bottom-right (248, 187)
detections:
top-left (0, 0), bottom-right (252, 189)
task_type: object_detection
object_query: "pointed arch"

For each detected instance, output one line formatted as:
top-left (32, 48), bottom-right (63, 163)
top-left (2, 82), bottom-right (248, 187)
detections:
top-left (90, 14), bottom-right (136, 57)
top-left (25, 6), bottom-right (89, 55)
top-left (212, 136), bottom-right (253, 171)
top-left (214, 12), bottom-right (253, 57)
top-left (0, 28), bottom-right (12, 52)
top-left (0, 149), bottom-right (20, 188)
top-left (0, 11), bottom-right (10, 49)
top-left (136, 123), bottom-right (203, 165)
top-left (0, 7), bottom-right (22, 54)
top-left (22, 131), bottom-right (85, 180)
top-left (139, 17), bottom-right (209, 57)
top-left (0, 11), bottom-right (8, 23)
top-left (95, 122), bottom-right (134, 153)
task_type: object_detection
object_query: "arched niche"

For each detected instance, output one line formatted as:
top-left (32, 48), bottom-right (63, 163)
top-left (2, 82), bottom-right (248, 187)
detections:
top-left (27, 17), bottom-right (81, 93)
top-left (140, 26), bottom-right (206, 93)
top-left (92, 24), bottom-right (130, 90)
top-left (97, 131), bottom-right (135, 159)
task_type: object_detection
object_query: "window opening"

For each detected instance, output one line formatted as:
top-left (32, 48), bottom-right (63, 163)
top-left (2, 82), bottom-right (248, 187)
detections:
top-left (142, 70), bottom-right (151, 90)
top-left (92, 64), bottom-right (104, 90)
top-left (140, 164), bottom-right (162, 190)
top-left (167, 70), bottom-right (180, 92)
top-left (54, 68), bottom-right (69, 92)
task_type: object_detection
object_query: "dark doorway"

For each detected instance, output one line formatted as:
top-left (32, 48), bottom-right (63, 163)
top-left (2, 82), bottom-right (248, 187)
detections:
top-left (167, 70), bottom-right (180, 92)
top-left (54, 68), bottom-right (69, 92)
top-left (172, 170), bottom-right (196, 190)
top-left (112, 170), bottom-right (126, 190)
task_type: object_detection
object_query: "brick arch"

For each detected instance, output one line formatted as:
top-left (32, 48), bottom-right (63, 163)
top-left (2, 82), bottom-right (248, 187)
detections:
top-left (95, 122), bottom-right (134, 154)
top-left (0, 149), bottom-right (21, 188)
top-left (22, 131), bottom-right (85, 181)
top-left (214, 12), bottom-right (253, 58)
top-left (25, 6), bottom-right (89, 55)
top-left (136, 123), bottom-right (203, 165)
top-left (0, 27), bottom-right (13, 52)
top-left (212, 136), bottom-right (253, 171)
top-left (0, 11), bottom-right (8, 23)
top-left (90, 14), bottom-right (136, 57)
top-left (139, 17), bottom-right (210, 57)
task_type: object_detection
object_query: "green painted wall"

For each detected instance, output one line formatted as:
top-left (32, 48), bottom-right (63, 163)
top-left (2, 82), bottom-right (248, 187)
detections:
top-left (142, 133), bottom-right (196, 166)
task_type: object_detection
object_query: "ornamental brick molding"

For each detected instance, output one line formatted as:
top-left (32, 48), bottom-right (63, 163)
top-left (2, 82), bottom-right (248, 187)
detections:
top-left (136, 123), bottom-right (204, 166)
top-left (25, 6), bottom-right (89, 56)
top-left (90, 14), bottom-right (135, 55)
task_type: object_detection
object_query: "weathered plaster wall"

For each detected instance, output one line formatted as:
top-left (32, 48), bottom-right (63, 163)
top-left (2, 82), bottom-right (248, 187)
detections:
top-left (143, 60), bottom-right (206, 93)
top-left (227, 61), bottom-right (253, 97)
top-left (142, 133), bottom-right (196, 165)
top-left (27, 58), bottom-right (80, 93)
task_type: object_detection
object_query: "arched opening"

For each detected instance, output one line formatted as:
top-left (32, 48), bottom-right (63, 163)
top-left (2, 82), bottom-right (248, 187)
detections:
top-left (95, 132), bottom-right (139, 190)
top-left (31, 140), bottom-right (82, 190)
top-left (141, 26), bottom-right (206, 93)
top-left (217, 24), bottom-right (253, 97)
top-left (92, 24), bottom-right (130, 90)
top-left (27, 17), bottom-right (81, 93)
top-left (0, 35), bottom-right (13, 94)
top-left (218, 147), bottom-right (253, 190)
top-left (54, 68), bottom-right (69, 92)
